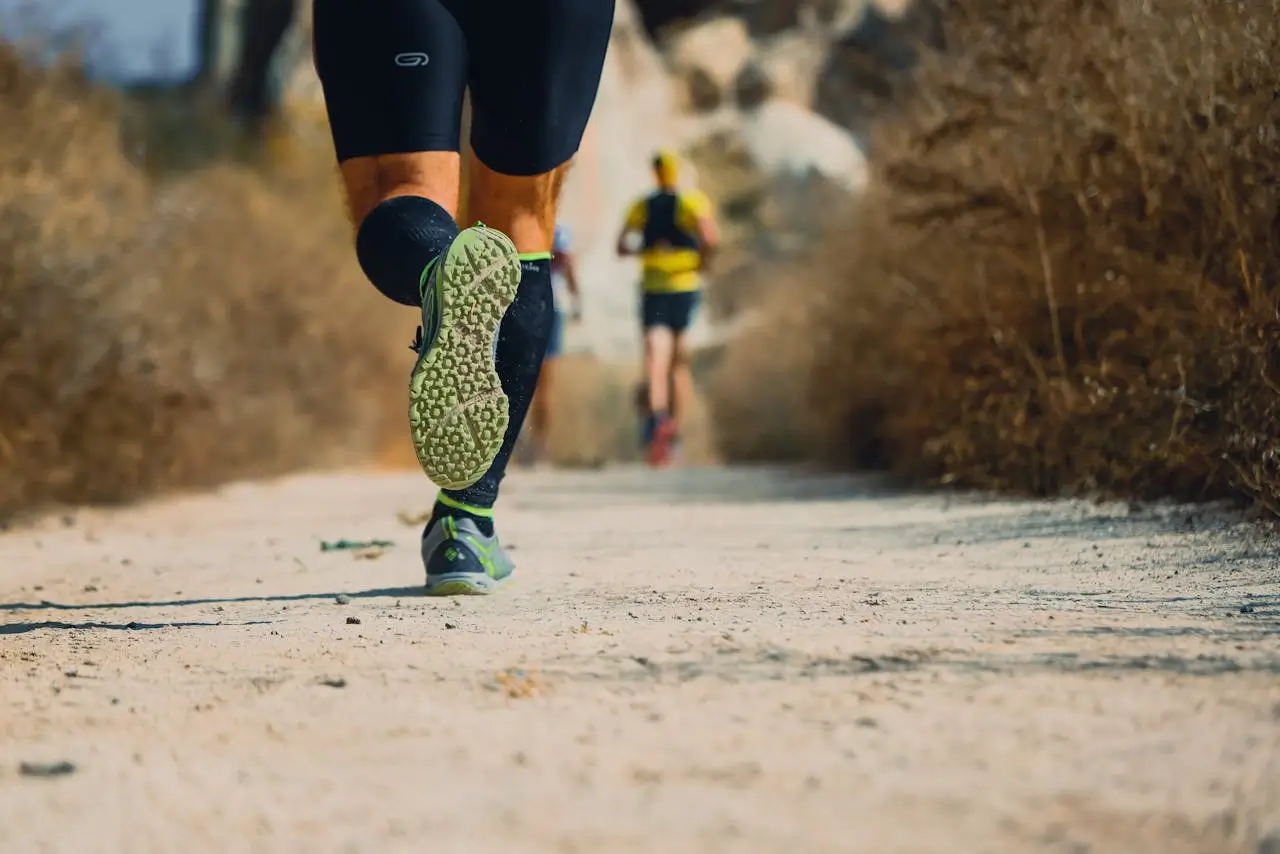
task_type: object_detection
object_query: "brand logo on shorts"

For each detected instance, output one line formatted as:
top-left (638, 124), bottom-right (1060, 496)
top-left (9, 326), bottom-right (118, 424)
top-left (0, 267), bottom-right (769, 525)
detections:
top-left (394, 52), bottom-right (430, 67)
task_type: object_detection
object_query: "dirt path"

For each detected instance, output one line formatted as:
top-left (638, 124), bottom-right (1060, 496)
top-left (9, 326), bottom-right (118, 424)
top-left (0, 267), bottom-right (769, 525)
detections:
top-left (2, 467), bottom-right (1277, 853)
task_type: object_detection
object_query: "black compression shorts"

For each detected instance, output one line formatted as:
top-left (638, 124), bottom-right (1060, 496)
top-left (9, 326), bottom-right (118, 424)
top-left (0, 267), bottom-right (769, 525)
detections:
top-left (641, 291), bottom-right (700, 333)
top-left (311, 0), bottom-right (615, 176)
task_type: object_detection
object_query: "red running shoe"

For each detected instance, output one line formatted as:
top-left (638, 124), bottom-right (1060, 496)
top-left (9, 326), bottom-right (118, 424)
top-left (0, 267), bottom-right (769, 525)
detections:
top-left (646, 416), bottom-right (678, 468)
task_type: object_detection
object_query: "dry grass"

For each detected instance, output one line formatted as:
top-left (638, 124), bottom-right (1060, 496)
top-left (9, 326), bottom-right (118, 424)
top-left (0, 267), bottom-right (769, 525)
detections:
top-left (712, 0), bottom-right (1280, 511)
top-left (0, 45), bottom-right (410, 519)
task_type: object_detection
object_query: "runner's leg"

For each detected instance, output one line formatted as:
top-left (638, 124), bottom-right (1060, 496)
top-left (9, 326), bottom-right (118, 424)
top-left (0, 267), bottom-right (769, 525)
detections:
top-left (315, 0), bottom-right (525, 498)
top-left (645, 326), bottom-right (676, 416)
top-left (640, 292), bottom-right (677, 464)
top-left (313, 0), bottom-right (467, 305)
top-left (427, 0), bottom-right (614, 522)
top-left (669, 291), bottom-right (700, 440)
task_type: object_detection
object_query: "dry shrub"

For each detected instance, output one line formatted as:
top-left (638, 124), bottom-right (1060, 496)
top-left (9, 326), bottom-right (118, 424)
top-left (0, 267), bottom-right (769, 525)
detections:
top-left (0, 45), bottom-right (407, 518)
top-left (703, 294), bottom-right (821, 463)
top-left (719, 0), bottom-right (1280, 510)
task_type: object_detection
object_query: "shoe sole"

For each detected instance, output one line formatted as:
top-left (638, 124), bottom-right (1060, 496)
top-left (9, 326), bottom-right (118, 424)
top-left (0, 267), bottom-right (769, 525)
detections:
top-left (409, 226), bottom-right (522, 490)
top-left (424, 572), bottom-right (505, 597)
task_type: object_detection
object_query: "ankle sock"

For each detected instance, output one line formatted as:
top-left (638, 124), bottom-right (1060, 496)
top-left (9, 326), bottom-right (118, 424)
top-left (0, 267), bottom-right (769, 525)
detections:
top-left (355, 195), bottom-right (458, 307)
top-left (428, 494), bottom-right (495, 537)
top-left (424, 491), bottom-right (494, 537)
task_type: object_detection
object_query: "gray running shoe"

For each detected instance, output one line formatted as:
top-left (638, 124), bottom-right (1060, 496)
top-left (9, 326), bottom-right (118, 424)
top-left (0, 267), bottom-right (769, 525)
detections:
top-left (409, 224), bottom-right (521, 490)
top-left (422, 515), bottom-right (515, 596)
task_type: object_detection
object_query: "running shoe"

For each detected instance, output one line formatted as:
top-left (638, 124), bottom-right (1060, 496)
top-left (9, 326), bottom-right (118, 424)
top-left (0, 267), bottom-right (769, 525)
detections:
top-left (645, 413), bottom-right (678, 468)
top-left (409, 224), bottom-right (521, 490)
top-left (422, 515), bottom-right (515, 596)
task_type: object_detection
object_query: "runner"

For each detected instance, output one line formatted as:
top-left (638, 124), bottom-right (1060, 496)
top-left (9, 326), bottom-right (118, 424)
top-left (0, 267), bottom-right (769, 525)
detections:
top-left (615, 149), bottom-right (720, 466)
top-left (312, 0), bottom-right (614, 595)
top-left (525, 222), bottom-right (582, 463)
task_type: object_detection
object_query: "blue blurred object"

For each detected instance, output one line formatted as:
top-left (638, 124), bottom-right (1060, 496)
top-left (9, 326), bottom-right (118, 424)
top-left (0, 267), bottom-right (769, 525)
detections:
top-left (0, 0), bottom-right (203, 85)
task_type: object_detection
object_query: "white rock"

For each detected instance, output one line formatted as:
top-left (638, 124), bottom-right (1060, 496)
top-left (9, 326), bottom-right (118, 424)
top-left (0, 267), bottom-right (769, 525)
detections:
top-left (738, 98), bottom-right (868, 193)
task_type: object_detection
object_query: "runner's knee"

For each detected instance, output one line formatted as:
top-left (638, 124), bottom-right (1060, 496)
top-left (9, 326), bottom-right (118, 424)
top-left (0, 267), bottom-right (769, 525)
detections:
top-left (341, 153), bottom-right (461, 229)
top-left (645, 326), bottom-right (674, 355)
top-left (355, 195), bottom-right (459, 307)
top-left (671, 336), bottom-right (691, 367)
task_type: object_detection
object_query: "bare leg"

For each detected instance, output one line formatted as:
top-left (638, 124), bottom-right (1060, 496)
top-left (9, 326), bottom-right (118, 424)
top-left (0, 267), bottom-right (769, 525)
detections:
top-left (670, 331), bottom-right (694, 435)
top-left (465, 158), bottom-right (568, 254)
top-left (645, 326), bottom-right (676, 415)
top-left (339, 152), bottom-right (461, 230)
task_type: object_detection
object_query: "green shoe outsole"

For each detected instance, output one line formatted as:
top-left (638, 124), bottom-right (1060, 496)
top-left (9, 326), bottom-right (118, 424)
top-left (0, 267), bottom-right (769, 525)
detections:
top-left (409, 226), bottom-right (521, 491)
top-left (423, 575), bottom-right (501, 597)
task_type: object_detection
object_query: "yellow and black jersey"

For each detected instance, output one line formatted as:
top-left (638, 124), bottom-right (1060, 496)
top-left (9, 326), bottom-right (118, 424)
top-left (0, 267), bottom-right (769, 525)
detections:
top-left (623, 188), bottom-right (715, 293)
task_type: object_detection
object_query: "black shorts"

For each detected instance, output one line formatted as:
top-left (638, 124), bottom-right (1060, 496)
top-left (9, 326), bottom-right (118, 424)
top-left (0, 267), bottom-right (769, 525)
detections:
top-left (311, 0), bottom-right (614, 176)
top-left (641, 291), bottom-right (700, 333)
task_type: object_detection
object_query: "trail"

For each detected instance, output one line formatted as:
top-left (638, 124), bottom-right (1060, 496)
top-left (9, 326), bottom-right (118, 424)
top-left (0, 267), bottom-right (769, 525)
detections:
top-left (1, 466), bottom-right (1277, 853)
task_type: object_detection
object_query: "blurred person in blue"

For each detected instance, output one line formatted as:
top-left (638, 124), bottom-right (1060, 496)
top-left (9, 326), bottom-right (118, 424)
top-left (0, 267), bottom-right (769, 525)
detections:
top-left (525, 221), bottom-right (582, 462)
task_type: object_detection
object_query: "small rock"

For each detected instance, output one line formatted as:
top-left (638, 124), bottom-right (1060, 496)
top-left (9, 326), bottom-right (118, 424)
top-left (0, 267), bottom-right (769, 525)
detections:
top-left (444, 622), bottom-right (458, 630)
top-left (83, 584), bottom-right (98, 593)
top-left (19, 761), bottom-right (76, 778)
top-left (319, 677), bottom-right (347, 689)
top-left (346, 616), bottom-right (361, 625)
top-left (335, 594), bottom-right (351, 605)
top-left (1240, 604), bottom-right (1256, 614)
top-left (855, 717), bottom-right (878, 728)
top-left (1257, 832), bottom-right (1280, 854)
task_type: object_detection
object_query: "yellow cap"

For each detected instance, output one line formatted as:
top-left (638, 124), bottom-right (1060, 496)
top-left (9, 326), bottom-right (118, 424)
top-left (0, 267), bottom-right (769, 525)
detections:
top-left (652, 149), bottom-right (679, 185)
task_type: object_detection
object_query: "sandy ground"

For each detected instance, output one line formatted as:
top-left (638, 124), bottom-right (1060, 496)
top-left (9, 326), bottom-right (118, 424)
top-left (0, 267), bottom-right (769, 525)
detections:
top-left (1, 466), bottom-right (1278, 854)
